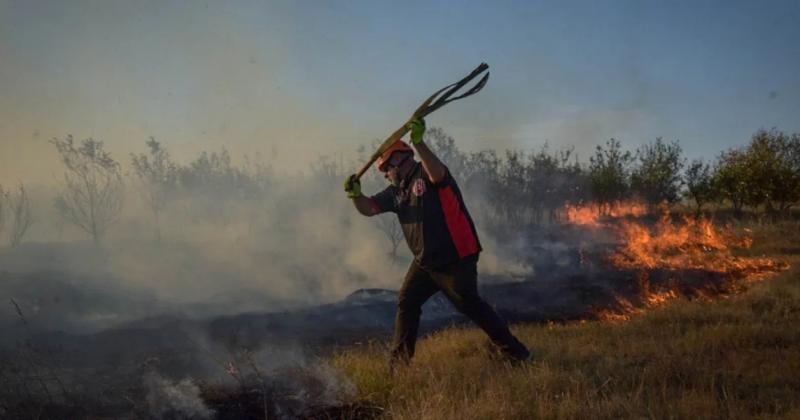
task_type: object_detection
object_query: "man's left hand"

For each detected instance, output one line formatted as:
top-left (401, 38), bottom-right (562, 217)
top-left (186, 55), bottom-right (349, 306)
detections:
top-left (408, 118), bottom-right (426, 145)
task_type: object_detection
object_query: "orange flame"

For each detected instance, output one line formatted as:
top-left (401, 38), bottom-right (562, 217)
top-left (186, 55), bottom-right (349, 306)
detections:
top-left (559, 201), bottom-right (789, 321)
top-left (595, 289), bottom-right (680, 322)
top-left (608, 212), bottom-right (785, 278)
top-left (562, 201), bottom-right (648, 228)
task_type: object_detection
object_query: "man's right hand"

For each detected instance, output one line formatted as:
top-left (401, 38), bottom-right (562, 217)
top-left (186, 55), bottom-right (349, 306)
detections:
top-left (344, 174), bottom-right (362, 199)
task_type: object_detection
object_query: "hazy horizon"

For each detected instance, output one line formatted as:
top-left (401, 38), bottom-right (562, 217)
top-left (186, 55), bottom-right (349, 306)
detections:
top-left (2, 0), bottom-right (799, 184)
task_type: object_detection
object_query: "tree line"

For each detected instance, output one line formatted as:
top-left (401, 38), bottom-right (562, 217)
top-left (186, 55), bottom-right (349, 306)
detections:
top-left (423, 128), bottom-right (800, 232)
top-left (46, 135), bottom-right (272, 245)
top-left (3, 127), bottom-right (795, 248)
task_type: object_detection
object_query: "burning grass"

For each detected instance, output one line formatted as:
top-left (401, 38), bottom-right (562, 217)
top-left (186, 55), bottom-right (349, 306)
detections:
top-left (608, 211), bottom-right (787, 278)
top-left (332, 217), bottom-right (800, 419)
top-left (562, 201), bottom-right (791, 321)
top-left (561, 201), bottom-right (648, 227)
top-left (563, 201), bottom-right (788, 278)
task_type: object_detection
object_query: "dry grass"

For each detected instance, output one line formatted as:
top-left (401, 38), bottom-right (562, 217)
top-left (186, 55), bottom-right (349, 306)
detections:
top-left (331, 221), bottom-right (800, 419)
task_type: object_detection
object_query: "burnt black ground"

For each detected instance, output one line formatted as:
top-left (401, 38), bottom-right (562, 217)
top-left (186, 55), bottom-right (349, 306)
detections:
top-left (0, 219), bottom-right (764, 418)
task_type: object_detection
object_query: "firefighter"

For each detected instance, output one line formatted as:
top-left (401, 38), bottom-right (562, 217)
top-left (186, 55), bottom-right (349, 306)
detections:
top-left (344, 119), bottom-right (531, 366)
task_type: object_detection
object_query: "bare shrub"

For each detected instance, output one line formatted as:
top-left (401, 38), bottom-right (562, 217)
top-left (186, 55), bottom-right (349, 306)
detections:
top-left (131, 137), bottom-right (178, 242)
top-left (374, 214), bottom-right (403, 261)
top-left (51, 136), bottom-right (124, 245)
top-left (2, 183), bottom-right (33, 247)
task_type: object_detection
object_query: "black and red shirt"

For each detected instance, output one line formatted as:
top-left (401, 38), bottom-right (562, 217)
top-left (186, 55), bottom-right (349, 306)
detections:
top-left (370, 162), bottom-right (482, 269)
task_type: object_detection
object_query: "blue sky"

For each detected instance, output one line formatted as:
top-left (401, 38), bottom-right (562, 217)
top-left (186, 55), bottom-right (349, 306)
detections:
top-left (1, 0), bottom-right (798, 182)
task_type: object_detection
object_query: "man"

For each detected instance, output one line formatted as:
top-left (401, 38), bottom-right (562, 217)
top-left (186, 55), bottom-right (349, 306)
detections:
top-left (344, 119), bottom-right (530, 366)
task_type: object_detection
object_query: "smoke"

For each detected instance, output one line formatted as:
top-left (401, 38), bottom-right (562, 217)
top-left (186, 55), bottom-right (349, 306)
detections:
top-left (0, 150), bottom-right (410, 333)
top-left (147, 329), bottom-right (355, 420)
top-left (228, 348), bottom-right (357, 419)
top-left (144, 372), bottom-right (215, 420)
top-left (511, 107), bottom-right (659, 160)
top-left (0, 129), bottom-right (596, 335)
top-left (476, 229), bottom-right (535, 281)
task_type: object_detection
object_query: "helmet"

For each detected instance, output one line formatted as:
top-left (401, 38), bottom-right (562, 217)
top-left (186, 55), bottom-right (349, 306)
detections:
top-left (377, 140), bottom-right (414, 172)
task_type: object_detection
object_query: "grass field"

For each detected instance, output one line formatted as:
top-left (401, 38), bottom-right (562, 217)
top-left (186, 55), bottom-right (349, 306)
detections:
top-left (331, 221), bottom-right (800, 419)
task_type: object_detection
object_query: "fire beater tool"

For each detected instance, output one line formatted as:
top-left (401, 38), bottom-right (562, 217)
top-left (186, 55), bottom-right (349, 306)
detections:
top-left (355, 62), bottom-right (490, 180)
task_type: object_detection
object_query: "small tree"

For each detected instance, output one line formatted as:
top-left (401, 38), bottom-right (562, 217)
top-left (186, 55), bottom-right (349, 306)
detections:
top-left (2, 183), bottom-right (33, 247)
top-left (630, 138), bottom-right (685, 209)
top-left (744, 129), bottom-right (800, 214)
top-left (131, 137), bottom-right (178, 242)
top-left (527, 145), bottom-right (585, 226)
top-left (712, 149), bottom-right (750, 216)
top-left (589, 138), bottom-right (632, 213)
top-left (374, 214), bottom-right (404, 262)
top-left (684, 159), bottom-right (714, 215)
top-left (52, 136), bottom-right (124, 245)
top-left (462, 150), bottom-right (501, 227)
top-left (710, 129), bottom-right (800, 218)
top-left (783, 132), bottom-right (800, 212)
top-left (496, 150), bottom-right (529, 226)
top-left (426, 127), bottom-right (467, 179)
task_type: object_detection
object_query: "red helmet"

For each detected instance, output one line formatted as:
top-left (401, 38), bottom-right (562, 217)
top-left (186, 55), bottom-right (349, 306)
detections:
top-left (377, 140), bottom-right (414, 172)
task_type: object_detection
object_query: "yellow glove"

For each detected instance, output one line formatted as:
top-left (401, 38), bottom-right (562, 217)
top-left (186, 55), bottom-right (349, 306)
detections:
top-left (408, 118), bottom-right (426, 145)
top-left (344, 174), bottom-right (362, 198)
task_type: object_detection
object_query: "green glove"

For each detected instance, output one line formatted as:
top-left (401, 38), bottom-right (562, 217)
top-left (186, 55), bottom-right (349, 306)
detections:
top-left (408, 118), bottom-right (426, 145)
top-left (344, 174), bottom-right (362, 198)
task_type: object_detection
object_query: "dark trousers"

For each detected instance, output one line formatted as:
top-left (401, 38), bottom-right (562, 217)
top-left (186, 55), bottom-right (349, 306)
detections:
top-left (390, 255), bottom-right (530, 364)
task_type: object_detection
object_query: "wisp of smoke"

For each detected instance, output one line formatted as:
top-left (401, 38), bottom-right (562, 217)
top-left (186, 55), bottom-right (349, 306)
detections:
top-left (143, 371), bottom-right (215, 420)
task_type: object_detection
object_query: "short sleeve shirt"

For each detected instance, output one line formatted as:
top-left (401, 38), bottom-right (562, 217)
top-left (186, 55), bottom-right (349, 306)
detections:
top-left (370, 162), bottom-right (482, 269)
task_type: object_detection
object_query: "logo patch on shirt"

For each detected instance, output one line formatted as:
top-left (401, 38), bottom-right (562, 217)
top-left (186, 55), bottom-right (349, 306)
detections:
top-left (412, 178), bottom-right (427, 197)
